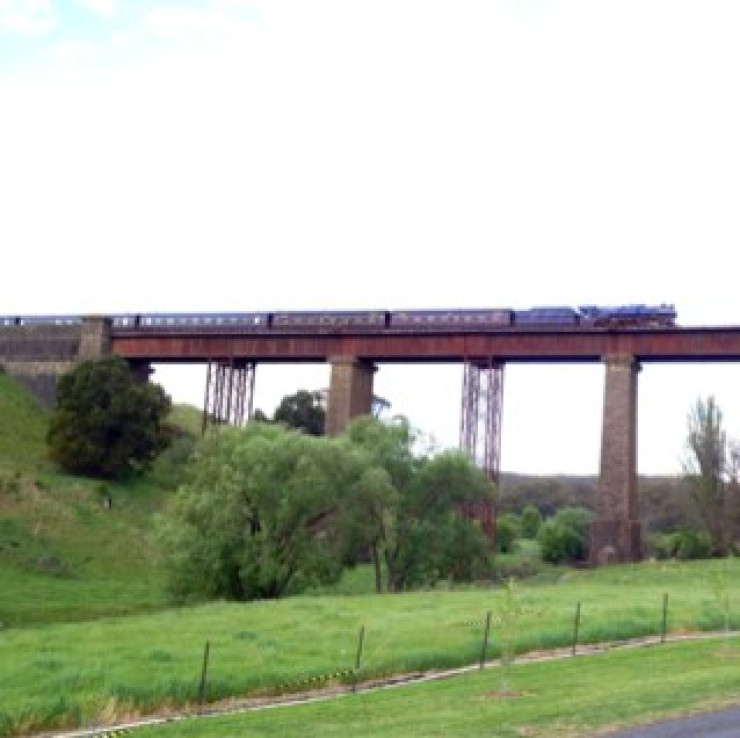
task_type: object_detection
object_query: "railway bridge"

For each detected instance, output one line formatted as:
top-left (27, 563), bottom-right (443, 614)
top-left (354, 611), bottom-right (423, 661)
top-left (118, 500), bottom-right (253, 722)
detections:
top-left (4, 314), bottom-right (740, 564)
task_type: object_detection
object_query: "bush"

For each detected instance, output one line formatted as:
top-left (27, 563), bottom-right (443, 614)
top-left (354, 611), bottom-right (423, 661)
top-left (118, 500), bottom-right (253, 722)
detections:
top-left (496, 514), bottom-right (519, 554)
top-left (520, 505), bottom-right (543, 539)
top-left (152, 432), bottom-right (198, 489)
top-left (650, 529), bottom-right (712, 560)
top-left (537, 506), bottom-right (593, 564)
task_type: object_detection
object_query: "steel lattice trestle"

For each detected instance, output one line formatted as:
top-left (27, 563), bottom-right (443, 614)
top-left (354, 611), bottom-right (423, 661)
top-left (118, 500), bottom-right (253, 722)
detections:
top-left (459, 360), bottom-right (504, 537)
top-left (202, 359), bottom-right (256, 433)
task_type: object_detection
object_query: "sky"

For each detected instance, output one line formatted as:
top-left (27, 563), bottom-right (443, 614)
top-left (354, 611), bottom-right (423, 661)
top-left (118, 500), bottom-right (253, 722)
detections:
top-left (2, 0), bottom-right (740, 475)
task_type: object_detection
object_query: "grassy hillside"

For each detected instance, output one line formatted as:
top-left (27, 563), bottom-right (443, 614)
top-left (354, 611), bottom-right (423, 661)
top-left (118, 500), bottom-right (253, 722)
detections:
top-left (0, 374), bottom-right (196, 626)
top-left (0, 371), bottom-right (49, 472)
top-left (0, 473), bottom-right (171, 626)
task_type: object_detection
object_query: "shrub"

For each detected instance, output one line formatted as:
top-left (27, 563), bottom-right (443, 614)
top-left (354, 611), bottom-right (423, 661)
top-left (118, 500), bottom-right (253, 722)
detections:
top-left (495, 514), bottom-right (519, 554)
top-left (520, 505), bottom-right (543, 539)
top-left (537, 506), bottom-right (593, 564)
top-left (650, 529), bottom-right (712, 560)
top-left (152, 432), bottom-right (198, 489)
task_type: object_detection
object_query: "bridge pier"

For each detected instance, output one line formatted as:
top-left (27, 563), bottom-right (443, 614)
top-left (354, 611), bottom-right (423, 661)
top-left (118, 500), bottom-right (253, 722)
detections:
top-left (325, 356), bottom-right (375, 436)
top-left (78, 316), bottom-right (112, 359)
top-left (459, 360), bottom-right (504, 538)
top-left (202, 359), bottom-right (256, 432)
top-left (589, 355), bottom-right (642, 564)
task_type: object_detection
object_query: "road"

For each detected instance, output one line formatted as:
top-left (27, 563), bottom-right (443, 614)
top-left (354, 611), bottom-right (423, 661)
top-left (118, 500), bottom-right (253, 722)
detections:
top-left (606, 706), bottom-right (740, 737)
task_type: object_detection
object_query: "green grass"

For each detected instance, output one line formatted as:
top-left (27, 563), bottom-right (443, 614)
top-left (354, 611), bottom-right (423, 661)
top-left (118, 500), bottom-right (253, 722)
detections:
top-left (167, 403), bottom-right (203, 437)
top-left (0, 472), bottom-right (170, 627)
top-left (0, 372), bottom-right (49, 472)
top-left (3, 559), bottom-right (740, 735)
top-left (132, 638), bottom-right (740, 737)
top-left (0, 377), bottom-right (199, 627)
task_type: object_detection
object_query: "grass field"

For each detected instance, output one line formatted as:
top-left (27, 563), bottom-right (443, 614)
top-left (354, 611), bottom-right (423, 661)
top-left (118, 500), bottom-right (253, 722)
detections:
top-left (132, 637), bottom-right (740, 738)
top-left (2, 558), bottom-right (740, 735)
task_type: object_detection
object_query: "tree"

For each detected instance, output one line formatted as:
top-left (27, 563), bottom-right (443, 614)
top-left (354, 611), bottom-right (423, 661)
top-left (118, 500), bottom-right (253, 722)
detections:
top-left (47, 356), bottom-right (172, 478)
top-left (158, 423), bottom-right (367, 601)
top-left (343, 416), bottom-right (494, 592)
top-left (683, 396), bottom-right (736, 556)
top-left (272, 389), bottom-right (326, 435)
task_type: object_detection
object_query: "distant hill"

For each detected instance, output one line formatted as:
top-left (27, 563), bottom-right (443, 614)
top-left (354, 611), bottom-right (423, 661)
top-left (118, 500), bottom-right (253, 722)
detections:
top-left (499, 471), bottom-right (695, 534)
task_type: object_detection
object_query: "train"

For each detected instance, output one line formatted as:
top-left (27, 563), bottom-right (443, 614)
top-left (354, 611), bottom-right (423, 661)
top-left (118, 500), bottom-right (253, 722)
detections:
top-left (0, 305), bottom-right (677, 331)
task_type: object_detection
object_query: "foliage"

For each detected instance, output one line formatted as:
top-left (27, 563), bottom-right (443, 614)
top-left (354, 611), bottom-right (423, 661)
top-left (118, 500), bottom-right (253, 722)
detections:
top-left (47, 357), bottom-right (172, 479)
top-left (519, 504), bottom-right (543, 539)
top-left (537, 506), bottom-right (593, 564)
top-left (343, 416), bottom-right (494, 592)
top-left (151, 403), bottom-right (201, 490)
top-left (151, 432), bottom-right (198, 490)
top-left (498, 473), bottom-right (701, 538)
top-left (273, 389), bottom-right (326, 436)
top-left (682, 396), bottom-right (740, 555)
top-left (158, 424), bottom-right (364, 601)
top-left (649, 528), bottom-right (712, 561)
top-left (495, 514), bottom-right (519, 553)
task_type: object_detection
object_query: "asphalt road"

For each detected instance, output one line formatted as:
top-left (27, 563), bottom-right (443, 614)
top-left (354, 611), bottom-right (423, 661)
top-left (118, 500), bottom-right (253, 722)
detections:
top-left (606, 706), bottom-right (740, 737)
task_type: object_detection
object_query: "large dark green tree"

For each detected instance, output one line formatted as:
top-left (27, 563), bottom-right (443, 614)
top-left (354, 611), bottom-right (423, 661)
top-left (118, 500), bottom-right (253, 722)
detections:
top-left (47, 356), bottom-right (172, 478)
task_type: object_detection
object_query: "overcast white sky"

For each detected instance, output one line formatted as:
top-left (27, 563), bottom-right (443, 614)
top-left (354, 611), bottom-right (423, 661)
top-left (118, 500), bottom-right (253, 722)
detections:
top-left (2, 0), bottom-right (740, 475)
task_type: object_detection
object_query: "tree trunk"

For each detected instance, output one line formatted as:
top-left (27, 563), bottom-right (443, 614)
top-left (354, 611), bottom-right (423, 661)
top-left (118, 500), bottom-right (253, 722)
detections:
top-left (384, 551), bottom-right (397, 593)
top-left (371, 544), bottom-right (382, 594)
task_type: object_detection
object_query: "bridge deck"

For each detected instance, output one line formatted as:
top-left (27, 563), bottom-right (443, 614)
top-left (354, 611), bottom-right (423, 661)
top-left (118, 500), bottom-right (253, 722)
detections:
top-left (110, 326), bottom-right (740, 364)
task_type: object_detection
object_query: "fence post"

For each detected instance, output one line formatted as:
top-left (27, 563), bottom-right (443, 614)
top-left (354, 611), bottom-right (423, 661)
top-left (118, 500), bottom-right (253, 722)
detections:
top-left (198, 641), bottom-right (211, 710)
top-left (353, 625), bottom-right (365, 692)
top-left (572, 603), bottom-right (581, 656)
top-left (480, 611), bottom-right (492, 670)
top-left (661, 593), bottom-right (668, 644)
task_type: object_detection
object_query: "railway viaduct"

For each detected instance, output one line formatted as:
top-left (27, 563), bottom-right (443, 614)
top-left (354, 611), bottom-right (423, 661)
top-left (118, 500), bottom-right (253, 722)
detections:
top-left (4, 314), bottom-right (740, 564)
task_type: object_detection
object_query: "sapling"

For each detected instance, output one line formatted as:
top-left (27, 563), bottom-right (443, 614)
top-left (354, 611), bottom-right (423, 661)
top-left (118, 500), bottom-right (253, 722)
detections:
top-left (491, 577), bottom-right (525, 692)
top-left (709, 556), bottom-right (734, 635)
